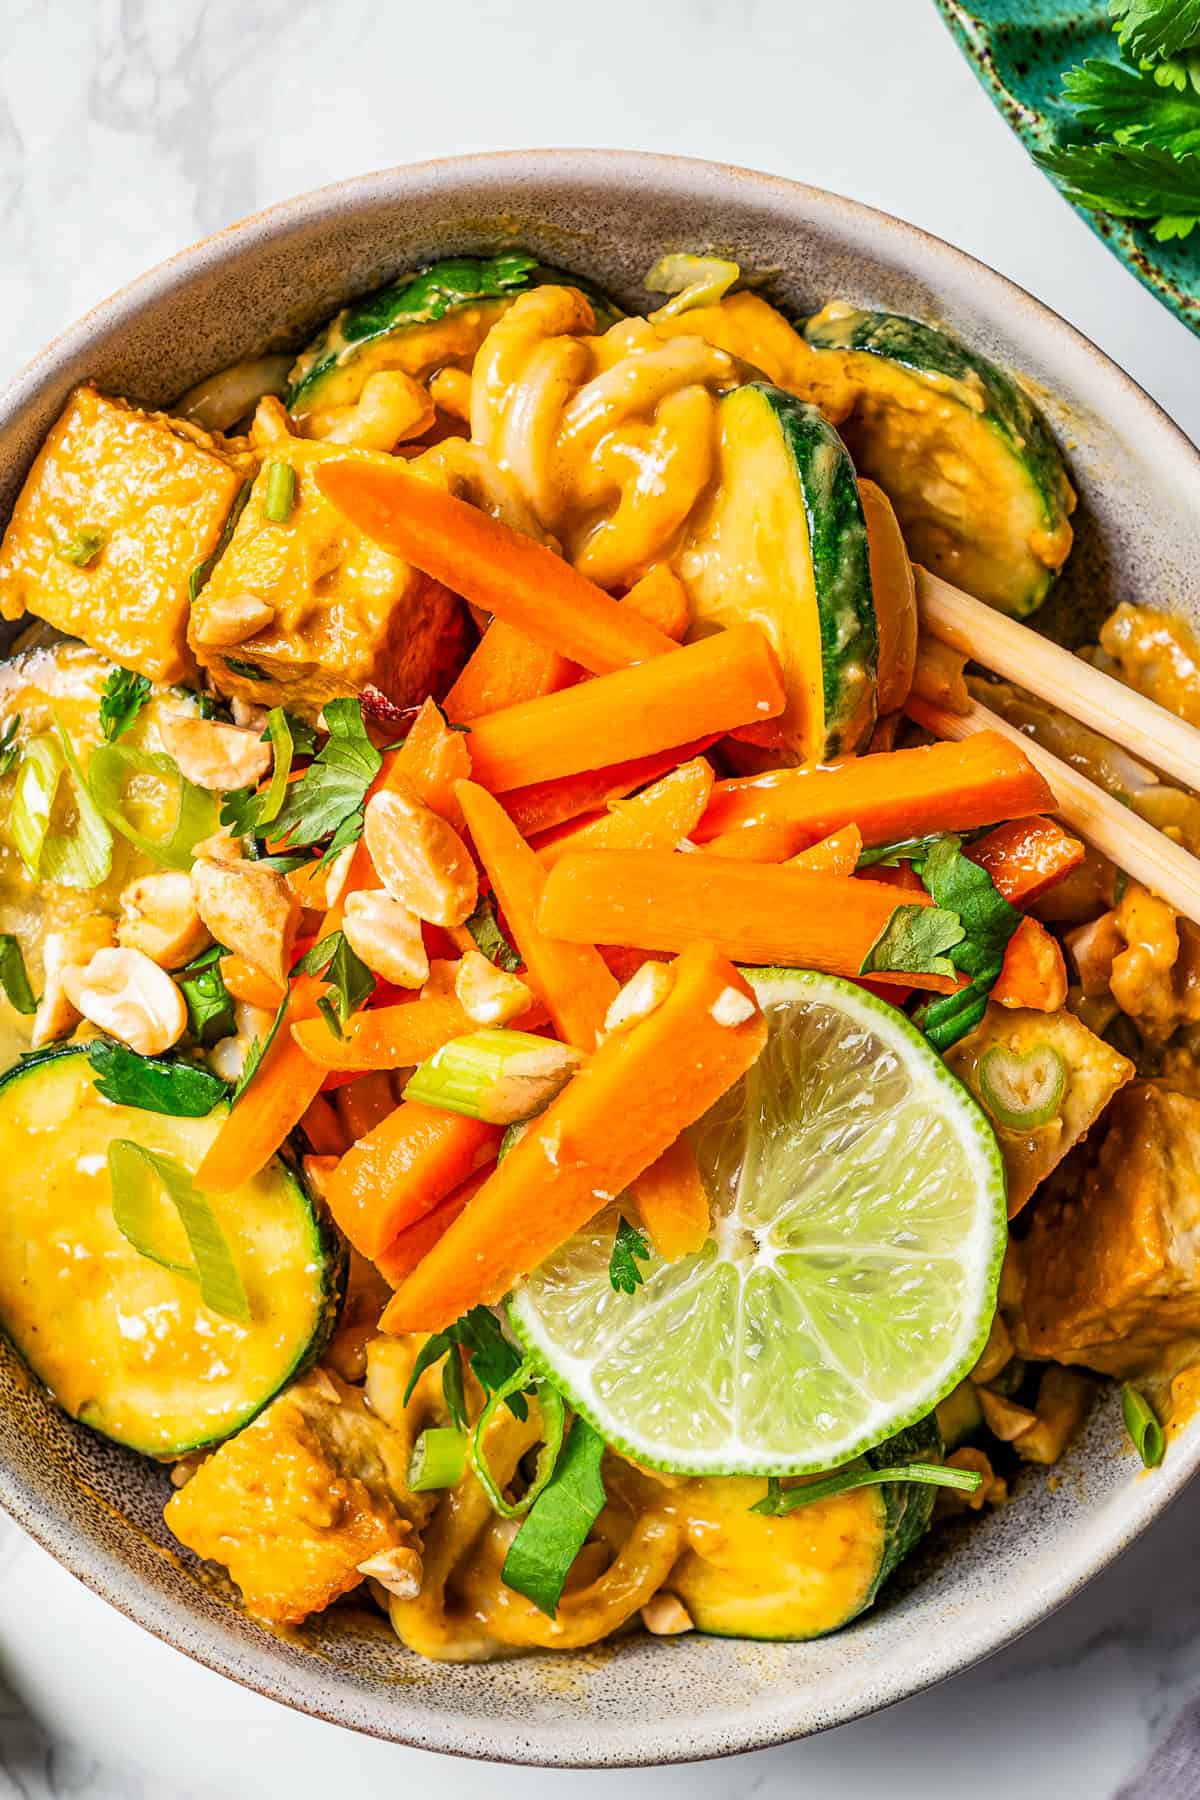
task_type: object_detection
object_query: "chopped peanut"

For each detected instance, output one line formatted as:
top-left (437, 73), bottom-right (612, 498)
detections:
top-left (31, 914), bottom-right (116, 1048)
top-left (710, 986), bottom-right (757, 1027)
top-left (191, 826), bottom-right (245, 865)
top-left (158, 714), bottom-right (272, 792)
top-left (208, 999), bottom-right (277, 1084)
top-left (454, 950), bottom-right (533, 1026)
top-left (605, 961), bottom-right (674, 1035)
top-left (977, 1387), bottom-right (1037, 1443)
top-left (189, 591), bottom-right (276, 649)
top-left (356, 1543), bottom-right (423, 1600)
top-left (936, 1447), bottom-right (1008, 1515)
top-left (63, 946), bottom-right (187, 1056)
top-left (117, 870), bottom-right (211, 969)
top-left (192, 857), bottom-right (299, 988)
top-left (364, 781), bottom-right (478, 928)
top-left (231, 696), bottom-right (270, 732)
top-left (640, 1593), bottom-right (694, 1636)
top-left (342, 889), bottom-right (429, 988)
top-left (287, 845), bottom-right (354, 914)
top-left (969, 1312), bottom-right (1014, 1387)
top-left (1014, 1366), bottom-right (1095, 1466)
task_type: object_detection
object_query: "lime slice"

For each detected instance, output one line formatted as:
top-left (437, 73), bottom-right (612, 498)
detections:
top-left (509, 970), bottom-right (1006, 1476)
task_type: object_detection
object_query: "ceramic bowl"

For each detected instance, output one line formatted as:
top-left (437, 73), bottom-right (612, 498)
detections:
top-left (0, 150), bottom-right (1198, 1768)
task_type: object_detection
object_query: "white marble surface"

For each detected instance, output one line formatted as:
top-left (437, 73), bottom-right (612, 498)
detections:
top-left (1, 1), bottom-right (1198, 1795)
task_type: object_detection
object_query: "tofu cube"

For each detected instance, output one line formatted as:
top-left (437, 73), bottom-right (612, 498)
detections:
top-left (1022, 1082), bottom-right (1200, 1374)
top-left (189, 428), bottom-right (467, 721)
top-left (165, 1373), bottom-right (414, 1625)
top-left (0, 386), bottom-right (245, 685)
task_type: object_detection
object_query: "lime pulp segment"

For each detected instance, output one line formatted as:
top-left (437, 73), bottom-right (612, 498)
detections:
top-left (509, 970), bottom-right (1006, 1476)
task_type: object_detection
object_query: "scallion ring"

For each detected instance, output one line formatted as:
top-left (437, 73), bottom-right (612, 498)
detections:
top-left (470, 1357), bottom-right (564, 1519)
top-left (977, 1042), bottom-right (1066, 1131)
top-left (408, 1426), bottom-right (468, 1492)
top-left (1121, 1384), bottom-right (1164, 1469)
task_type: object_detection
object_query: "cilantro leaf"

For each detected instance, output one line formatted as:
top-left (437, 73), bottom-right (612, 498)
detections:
top-left (1036, 141), bottom-right (1200, 238)
top-left (0, 717), bottom-right (21, 780)
top-left (1061, 57), bottom-right (1200, 154)
top-left (1110, 0), bottom-right (1200, 62)
top-left (269, 698), bottom-right (381, 852)
top-left (857, 834), bottom-right (956, 870)
top-left (908, 836), bottom-right (1023, 1052)
top-left (98, 668), bottom-right (153, 743)
top-left (175, 944), bottom-right (236, 1046)
top-left (402, 1306), bottom-right (528, 1431)
top-left (859, 903), bottom-right (965, 980)
top-left (231, 994), bottom-right (288, 1101)
top-left (465, 893), bottom-right (521, 973)
top-left (219, 785), bottom-right (263, 838)
top-left (0, 935), bottom-right (37, 1015)
top-left (608, 1215), bottom-right (651, 1294)
top-left (292, 930), bottom-right (375, 1029)
top-left (501, 1417), bottom-right (606, 1617)
top-left (87, 1040), bottom-right (228, 1116)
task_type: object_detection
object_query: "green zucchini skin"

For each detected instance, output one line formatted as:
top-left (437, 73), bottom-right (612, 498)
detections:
top-left (864, 1413), bottom-right (942, 1610)
top-left (802, 307), bottom-right (1075, 616)
top-left (0, 1045), bottom-right (344, 1457)
top-left (680, 382), bottom-right (877, 766)
top-left (288, 253), bottom-right (621, 413)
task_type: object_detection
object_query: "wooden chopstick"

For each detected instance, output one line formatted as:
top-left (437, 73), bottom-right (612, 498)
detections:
top-left (915, 567), bottom-right (1200, 793)
top-left (906, 692), bottom-right (1200, 928)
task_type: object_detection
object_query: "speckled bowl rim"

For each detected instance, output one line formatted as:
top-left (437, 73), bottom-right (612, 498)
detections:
top-left (1, 148), bottom-right (1199, 1767)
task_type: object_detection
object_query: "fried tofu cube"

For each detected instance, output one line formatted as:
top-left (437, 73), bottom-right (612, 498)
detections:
top-left (0, 386), bottom-right (245, 684)
top-left (1022, 1082), bottom-right (1200, 1374)
top-left (946, 1004), bottom-right (1133, 1216)
top-left (165, 1372), bottom-right (414, 1625)
top-left (189, 411), bottom-right (467, 721)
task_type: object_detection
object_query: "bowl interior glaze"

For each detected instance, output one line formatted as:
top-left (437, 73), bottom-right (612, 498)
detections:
top-left (1, 150), bottom-right (1198, 1767)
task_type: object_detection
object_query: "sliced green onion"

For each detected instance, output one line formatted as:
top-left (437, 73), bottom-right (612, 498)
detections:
top-left (404, 1029), bottom-right (581, 1125)
top-left (1121, 1384), bottom-right (1164, 1469)
top-left (978, 1043), bottom-right (1067, 1131)
top-left (0, 716), bottom-right (21, 780)
top-left (10, 734), bottom-right (63, 874)
top-left (39, 724), bottom-right (113, 889)
top-left (107, 1139), bottom-right (249, 1322)
top-left (0, 936), bottom-right (37, 1015)
top-left (501, 1415), bottom-right (606, 1617)
top-left (751, 1461), bottom-right (982, 1515)
top-left (53, 526), bottom-right (106, 567)
top-left (408, 1426), bottom-right (468, 1492)
top-left (644, 253), bottom-right (740, 318)
top-left (256, 707), bottom-right (295, 826)
top-left (471, 1358), bottom-right (565, 1519)
top-left (87, 742), bottom-right (217, 871)
top-left (263, 461), bottom-right (296, 523)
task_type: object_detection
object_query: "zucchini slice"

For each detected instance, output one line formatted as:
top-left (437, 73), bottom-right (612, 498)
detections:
top-left (679, 382), bottom-right (877, 766)
top-left (802, 306), bottom-right (1075, 617)
top-left (0, 1046), bottom-right (343, 1456)
top-left (667, 1419), bottom-right (940, 1641)
top-left (288, 253), bottom-right (620, 416)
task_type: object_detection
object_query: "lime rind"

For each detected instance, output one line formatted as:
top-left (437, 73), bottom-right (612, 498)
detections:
top-left (509, 970), bottom-right (1006, 1477)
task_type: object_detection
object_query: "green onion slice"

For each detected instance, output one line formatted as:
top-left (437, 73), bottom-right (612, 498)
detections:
top-left (978, 1043), bottom-right (1067, 1131)
top-left (404, 1029), bottom-right (579, 1125)
top-left (751, 1461), bottom-right (982, 1515)
top-left (40, 724), bottom-right (114, 889)
top-left (645, 253), bottom-right (740, 318)
top-left (107, 1139), bottom-right (249, 1322)
top-left (256, 707), bottom-right (295, 827)
top-left (263, 461), bottom-right (296, 524)
top-left (501, 1414), bottom-right (606, 1616)
top-left (408, 1426), bottom-right (468, 1492)
top-left (10, 734), bottom-right (63, 875)
top-left (1121, 1384), bottom-right (1164, 1469)
top-left (53, 526), bottom-right (107, 567)
top-left (471, 1358), bottom-right (565, 1520)
top-left (88, 742), bottom-right (217, 871)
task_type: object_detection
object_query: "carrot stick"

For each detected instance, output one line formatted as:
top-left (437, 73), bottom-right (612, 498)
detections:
top-left (335, 1072), bottom-right (399, 1144)
top-left (466, 626), bottom-right (785, 793)
top-left (789, 824), bottom-right (863, 876)
top-left (220, 954), bottom-right (285, 1010)
top-left (631, 1135), bottom-right (710, 1261)
top-left (621, 565), bottom-right (690, 641)
top-left (300, 1092), bottom-right (349, 1157)
top-left (292, 993), bottom-right (546, 1072)
top-left (325, 1100), bottom-right (501, 1260)
top-left (315, 460), bottom-right (677, 674)
top-left (374, 1168), bottom-right (490, 1288)
top-left (966, 817), bottom-right (1085, 906)
top-left (696, 733), bottom-right (1054, 854)
top-left (457, 780), bottom-right (618, 1049)
top-left (394, 695), bottom-right (472, 825)
top-left (697, 821), bottom-right (812, 862)
top-left (535, 760), bottom-right (714, 869)
top-left (504, 739), bottom-right (717, 837)
top-left (383, 945), bottom-right (766, 1330)
top-left (991, 917), bottom-right (1068, 1012)
top-left (538, 850), bottom-right (957, 992)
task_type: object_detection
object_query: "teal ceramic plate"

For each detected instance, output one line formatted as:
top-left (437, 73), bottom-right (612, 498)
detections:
top-left (934, 0), bottom-right (1200, 333)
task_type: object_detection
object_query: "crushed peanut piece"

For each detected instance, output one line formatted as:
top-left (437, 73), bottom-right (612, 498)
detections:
top-left (159, 714), bottom-right (272, 792)
top-left (640, 1593), bottom-right (694, 1636)
top-left (63, 946), bottom-right (187, 1056)
top-left (117, 870), bottom-right (211, 969)
top-left (709, 986), bottom-right (756, 1028)
top-left (189, 591), bottom-right (275, 649)
top-left (356, 1543), bottom-right (423, 1600)
top-left (605, 961), bottom-right (673, 1034)
top-left (192, 858), bottom-right (299, 988)
top-left (364, 781), bottom-right (478, 927)
top-left (455, 950), bottom-right (533, 1026)
top-left (343, 889), bottom-right (429, 988)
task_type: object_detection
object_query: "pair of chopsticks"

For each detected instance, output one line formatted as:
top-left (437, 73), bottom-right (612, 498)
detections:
top-left (905, 568), bottom-right (1200, 927)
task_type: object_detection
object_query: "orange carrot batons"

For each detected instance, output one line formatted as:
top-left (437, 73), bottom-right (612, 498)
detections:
top-left (394, 695), bottom-right (472, 825)
top-left (991, 917), bottom-right (1069, 1012)
top-left (314, 460), bottom-right (676, 673)
top-left (535, 760), bottom-right (714, 869)
top-left (503, 739), bottom-right (718, 838)
top-left (966, 816), bottom-right (1085, 906)
top-left (326, 1100), bottom-right (501, 1261)
top-left (696, 733), bottom-right (1054, 854)
top-left (538, 851), bottom-right (957, 992)
top-left (373, 1169), bottom-right (490, 1288)
top-left (384, 945), bottom-right (766, 1331)
top-left (789, 824), bottom-right (864, 876)
top-left (465, 626), bottom-right (786, 794)
top-left (632, 1134), bottom-right (710, 1261)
